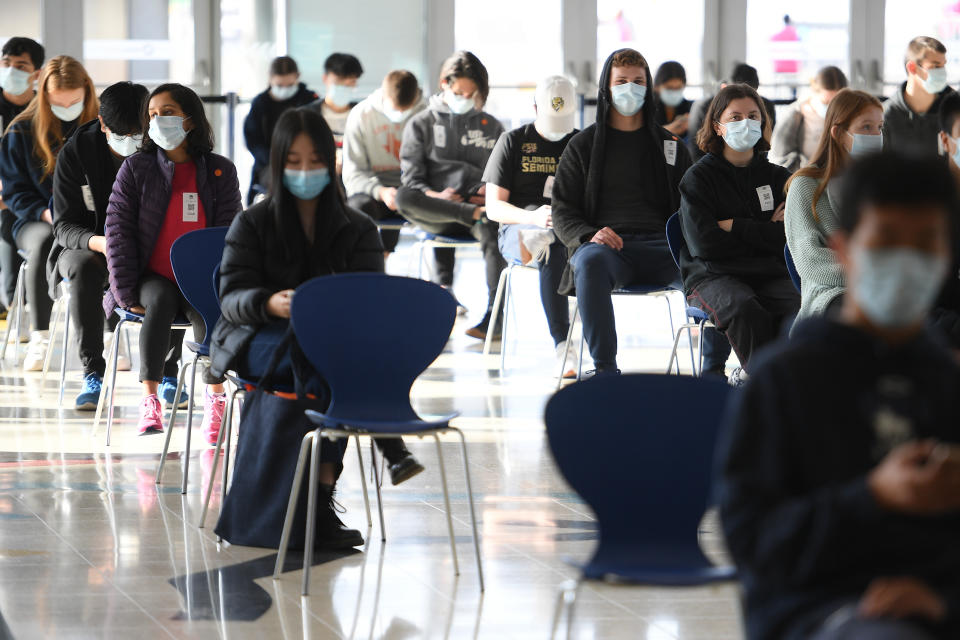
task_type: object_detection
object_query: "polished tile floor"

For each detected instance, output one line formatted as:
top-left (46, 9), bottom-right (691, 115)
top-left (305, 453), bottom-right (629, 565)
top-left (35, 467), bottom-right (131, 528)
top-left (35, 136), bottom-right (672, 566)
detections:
top-left (0, 238), bottom-right (741, 639)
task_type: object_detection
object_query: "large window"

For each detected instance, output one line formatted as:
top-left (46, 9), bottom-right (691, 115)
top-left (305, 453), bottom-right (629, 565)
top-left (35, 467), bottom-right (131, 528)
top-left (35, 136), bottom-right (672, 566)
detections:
top-left (746, 0), bottom-right (849, 99)
top-left (0, 4), bottom-right (42, 44)
top-left (884, 0), bottom-right (960, 95)
top-left (597, 0), bottom-right (705, 91)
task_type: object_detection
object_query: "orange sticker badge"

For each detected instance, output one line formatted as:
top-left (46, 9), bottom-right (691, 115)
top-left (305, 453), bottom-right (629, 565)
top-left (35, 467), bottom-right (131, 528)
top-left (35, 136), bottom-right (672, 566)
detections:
top-left (214, 169), bottom-right (222, 176)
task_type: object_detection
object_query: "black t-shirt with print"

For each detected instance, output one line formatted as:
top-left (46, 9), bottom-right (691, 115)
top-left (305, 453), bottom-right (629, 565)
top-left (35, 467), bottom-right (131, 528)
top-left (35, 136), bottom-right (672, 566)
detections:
top-left (482, 124), bottom-right (575, 211)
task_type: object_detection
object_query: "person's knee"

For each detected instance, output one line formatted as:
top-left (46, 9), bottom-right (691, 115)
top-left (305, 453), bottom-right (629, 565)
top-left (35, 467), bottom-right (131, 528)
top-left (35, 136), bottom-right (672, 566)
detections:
top-left (347, 193), bottom-right (376, 216)
top-left (141, 281), bottom-right (179, 312)
top-left (70, 252), bottom-right (107, 286)
top-left (394, 186), bottom-right (417, 211)
top-left (571, 245), bottom-right (614, 286)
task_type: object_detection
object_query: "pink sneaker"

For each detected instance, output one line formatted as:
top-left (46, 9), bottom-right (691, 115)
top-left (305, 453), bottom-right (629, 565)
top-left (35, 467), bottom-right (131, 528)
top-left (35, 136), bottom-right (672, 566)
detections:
top-left (202, 389), bottom-right (227, 445)
top-left (138, 394), bottom-right (163, 435)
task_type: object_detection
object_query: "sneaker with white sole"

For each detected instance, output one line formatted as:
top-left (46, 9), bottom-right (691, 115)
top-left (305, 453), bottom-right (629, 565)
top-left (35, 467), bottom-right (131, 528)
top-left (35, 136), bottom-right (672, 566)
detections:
top-left (555, 340), bottom-right (579, 379)
top-left (202, 388), bottom-right (227, 445)
top-left (159, 376), bottom-right (189, 409)
top-left (727, 366), bottom-right (749, 388)
top-left (74, 372), bottom-right (102, 411)
top-left (103, 332), bottom-right (131, 372)
top-left (23, 330), bottom-right (49, 371)
top-left (138, 394), bottom-right (163, 435)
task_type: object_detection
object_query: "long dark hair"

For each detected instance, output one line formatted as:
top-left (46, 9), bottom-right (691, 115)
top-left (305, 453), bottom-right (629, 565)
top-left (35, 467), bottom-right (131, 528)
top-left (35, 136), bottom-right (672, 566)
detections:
top-left (140, 83), bottom-right (214, 156)
top-left (267, 107), bottom-right (346, 260)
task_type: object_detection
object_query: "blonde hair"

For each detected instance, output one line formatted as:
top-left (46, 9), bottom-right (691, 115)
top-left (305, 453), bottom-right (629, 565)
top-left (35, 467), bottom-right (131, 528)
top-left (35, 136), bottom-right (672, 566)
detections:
top-left (8, 55), bottom-right (99, 180)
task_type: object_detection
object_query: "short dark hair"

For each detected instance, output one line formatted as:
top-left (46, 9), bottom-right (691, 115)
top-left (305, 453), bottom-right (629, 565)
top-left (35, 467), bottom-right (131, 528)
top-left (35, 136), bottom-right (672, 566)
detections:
top-left (654, 61), bottom-right (686, 87)
top-left (697, 83), bottom-right (771, 155)
top-left (141, 83), bottom-right (214, 156)
top-left (99, 82), bottom-right (148, 135)
top-left (269, 56), bottom-right (299, 77)
top-left (939, 92), bottom-right (960, 135)
top-left (905, 36), bottom-right (947, 72)
top-left (383, 70), bottom-right (420, 109)
top-left (324, 53), bottom-right (363, 79)
top-left (814, 66), bottom-right (848, 92)
top-left (839, 152), bottom-right (958, 233)
top-left (2, 37), bottom-right (44, 70)
top-left (438, 51), bottom-right (490, 104)
top-left (730, 63), bottom-right (760, 89)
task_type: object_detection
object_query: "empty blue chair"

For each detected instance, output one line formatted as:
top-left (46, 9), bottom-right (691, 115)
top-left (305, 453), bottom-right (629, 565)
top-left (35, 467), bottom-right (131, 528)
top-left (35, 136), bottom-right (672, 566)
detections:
top-left (784, 244), bottom-right (801, 293)
top-left (665, 212), bottom-right (720, 376)
top-left (545, 374), bottom-right (737, 636)
top-left (273, 273), bottom-right (483, 596)
top-left (155, 226), bottom-right (230, 494)
top-left (411, 229), bottom-right (479, 282)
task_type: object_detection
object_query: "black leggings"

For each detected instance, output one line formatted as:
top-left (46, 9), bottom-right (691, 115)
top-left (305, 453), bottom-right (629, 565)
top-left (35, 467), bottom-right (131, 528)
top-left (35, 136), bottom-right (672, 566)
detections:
top-left (14, 221), bottom-right (53, 331)
top-left (137, 274), bottom-right (224, 384)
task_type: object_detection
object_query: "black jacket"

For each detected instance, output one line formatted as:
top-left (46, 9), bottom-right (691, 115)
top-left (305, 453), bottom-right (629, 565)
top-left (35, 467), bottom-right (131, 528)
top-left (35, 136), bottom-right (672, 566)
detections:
top-left (209, 198), bottom-right (384, 379)
top-left (243, 83), bottom-right (318, 189)
top-left (717, 318), bottom-right (960, 640)
top-left (883, 83), bottom-right (958, 157)
top-left (47, 119), bottom-right (119, 286)
top-left (552, 48), bottom-right (692, 296)
top-left (678, 151), bottom-right (791, 291)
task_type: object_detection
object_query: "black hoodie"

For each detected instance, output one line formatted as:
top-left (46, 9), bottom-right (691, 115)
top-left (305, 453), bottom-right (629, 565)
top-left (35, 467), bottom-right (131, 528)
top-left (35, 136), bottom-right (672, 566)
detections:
top-left (678, 151), bottom-right (791, 292)
top-left (243, 82), bottom-right (318, 186)
top-left (552, 49), bottom-right (692, 295)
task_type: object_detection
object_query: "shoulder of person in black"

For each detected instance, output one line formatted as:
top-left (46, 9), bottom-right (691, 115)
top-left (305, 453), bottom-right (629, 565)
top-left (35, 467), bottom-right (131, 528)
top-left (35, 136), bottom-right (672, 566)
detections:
top-left (485, 123), bottom-right (572, 210)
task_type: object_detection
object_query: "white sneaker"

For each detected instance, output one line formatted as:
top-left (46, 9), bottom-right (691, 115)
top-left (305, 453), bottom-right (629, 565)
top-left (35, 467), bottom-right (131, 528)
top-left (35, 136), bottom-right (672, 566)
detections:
top-left (104, 332), bottom-right (131, 371)
top-left (519, 229), bottom-right (555, 265)
top-left (556, 340), bottom-right (579, 379)
top-left (23, 330), bottom-right (49, 372)
top-left (727, 367), bottom-right (749, 387)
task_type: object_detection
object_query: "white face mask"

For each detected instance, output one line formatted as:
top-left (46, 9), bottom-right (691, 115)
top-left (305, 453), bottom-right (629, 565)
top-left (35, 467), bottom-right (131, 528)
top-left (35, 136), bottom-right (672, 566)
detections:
top-left (847, 131), bottom-right (883, 157)
top-left (919, 66), bottom-right (949, 94)
top-left (811, 98), bottom-right (829, 119)
top-left (50, 101), bottom-right (84, 122)
top-left (106, 132), bottom-right (142, 157)
top-left (0, 67), bottom-right (31, 95)
top-left (659, 88), bottom-right (685, 108)
top-left (444, 89), bottom-right (474, 115)
top-left (326, 83), bottom-right (354, 108)
top-left (721, 118), bottom-right (763, 152)
top-left (270, 84), bottom-right (298, 101)
top-left (148, 115), bottom-right (188, 151)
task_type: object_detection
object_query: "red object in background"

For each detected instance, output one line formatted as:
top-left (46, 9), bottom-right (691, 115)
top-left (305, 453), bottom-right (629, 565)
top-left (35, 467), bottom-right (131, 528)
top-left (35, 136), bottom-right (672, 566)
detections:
top-left (772, 23), bottom-right (801, 74)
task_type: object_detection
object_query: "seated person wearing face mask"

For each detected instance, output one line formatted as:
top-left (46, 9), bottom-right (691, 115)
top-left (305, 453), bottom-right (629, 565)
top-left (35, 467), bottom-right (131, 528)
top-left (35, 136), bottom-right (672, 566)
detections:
top-left (884, 36), bottom-right (957, 157)
top-left (718, 153), bottom-right (960, 640)
top-left (679, 83), bottom-right (799, 386)
top-left (653, 61), bottom-right (693, 139)
top-left (342, 70), bottom-right (426, 254)
top-left (306, 53), bottom-right (364, 172)
top-left (50, 81), bottom-right (148, 410)
top-left (785, 89), bottom-right (884, 323)
top-left (770, 66), bottom-right (848, 173)
top-left (482, 75), bottom-right (579, 377)
top-left (243, 56), bottom-right (318, 205)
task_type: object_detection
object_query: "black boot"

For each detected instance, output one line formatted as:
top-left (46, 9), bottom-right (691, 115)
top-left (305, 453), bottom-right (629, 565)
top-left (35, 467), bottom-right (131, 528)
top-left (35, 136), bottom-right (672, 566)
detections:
top-left (375, 438), bottom-right (426, 485)
top-left (315, 484), bottom-right (364, 549)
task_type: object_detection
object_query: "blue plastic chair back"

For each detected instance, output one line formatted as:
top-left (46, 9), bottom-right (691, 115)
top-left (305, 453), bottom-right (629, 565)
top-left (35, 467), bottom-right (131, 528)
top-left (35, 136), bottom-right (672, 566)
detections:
top-left (170, 227), bottom-right (229, 348)
top-left (784, 244), bottom-right (801, 293)
top-left (291, 273), bottom-right (456, 426)
top-left (545, 374), bottom-right (732, 582)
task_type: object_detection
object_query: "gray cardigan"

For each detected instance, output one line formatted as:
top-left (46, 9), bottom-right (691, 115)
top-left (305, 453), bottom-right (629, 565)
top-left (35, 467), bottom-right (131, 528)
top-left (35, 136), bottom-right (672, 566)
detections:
top-left (784, 174), bottom-right (844, 320)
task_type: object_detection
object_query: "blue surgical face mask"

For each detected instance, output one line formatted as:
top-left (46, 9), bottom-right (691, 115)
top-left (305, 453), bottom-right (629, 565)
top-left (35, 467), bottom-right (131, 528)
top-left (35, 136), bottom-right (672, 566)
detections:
top-left (270, 84), bottom-right (298, 101)
top-left (444, 89), bottom-right (474, 115)
top-left (949, 136), bottom-right (960, 168)
top-left (920, 66), bottom-right (948, 94)
top-left (384, 107), bottom-right (407, 124)
top-left (847, 131), bottom-right (883, 158)
top-left (149, 115), bottom-right (189, 151)
top-left (610, 82), bottom-right (646, 117)
top-left (721, 118), bottom-right (763, 152)
top-left (283, 168), bottom-right (330, 200)
top-left (0, 67), bottom-right (31, 95)
top-left (107, 132), bottom-right (142, 157)
top-left (853, 247), bottom-right (948, 329)
top-left (50, 101), bottom-right (84, 122)
top-left (326, 83), bottom-right (354, 108)
top-left (659, 88), bottom-right (685, 108)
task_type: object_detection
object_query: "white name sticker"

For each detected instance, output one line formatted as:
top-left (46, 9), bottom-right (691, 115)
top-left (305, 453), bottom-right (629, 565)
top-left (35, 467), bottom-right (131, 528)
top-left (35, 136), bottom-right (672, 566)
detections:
top-left (81, 184), bottom-right (95, 212)
top-left (183, 192), bottom-right (199, 222)
top-left (756, 185), bottom-right (774, 212)
top-left (433, 124), bottom-right (446, 148)
top-left (664, 139), bottom-right (677, 166)
top-left (543, 175), bottom-right (555, 199)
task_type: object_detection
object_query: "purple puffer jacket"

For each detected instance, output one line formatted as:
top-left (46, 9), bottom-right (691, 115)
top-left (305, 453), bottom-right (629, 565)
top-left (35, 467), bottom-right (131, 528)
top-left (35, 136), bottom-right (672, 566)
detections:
top-left (104, 148), bottom-right (242, 316)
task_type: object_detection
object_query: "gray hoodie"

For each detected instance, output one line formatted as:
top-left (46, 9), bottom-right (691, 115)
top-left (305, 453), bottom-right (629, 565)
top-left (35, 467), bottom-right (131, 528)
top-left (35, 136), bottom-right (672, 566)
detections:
top-left (342, 88), bottom-right (427, 198)
top-left (883, 82), bottom-right (957, 157)
top-left (400, 94), bottom-right (504, 194)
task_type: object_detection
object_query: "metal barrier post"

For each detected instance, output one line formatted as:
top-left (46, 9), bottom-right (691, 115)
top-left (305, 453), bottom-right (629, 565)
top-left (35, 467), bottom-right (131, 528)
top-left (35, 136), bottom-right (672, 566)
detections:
top-left (225, 91), bottom-right (238, 162)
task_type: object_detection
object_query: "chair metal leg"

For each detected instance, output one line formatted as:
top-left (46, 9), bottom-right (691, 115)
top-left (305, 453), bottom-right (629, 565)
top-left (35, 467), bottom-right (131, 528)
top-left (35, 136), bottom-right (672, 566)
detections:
top-left (499, 266), bottom-right (513, 373)
top-left (556, 305), bottom-right (579, 389)
top-left (198, 382), bottom-right (231, 528)
top-left (661, 294), bottom-right (680, 375)
top-left (666, 321), bottom-right (694, 375)
top-left (483, 268), bottom-right (508, 357)
top-left (92, 324), bottom-right (121, 437)
top-left (301, 432), bottom-right (323, 596)
top-left (433, 434), bottom-right (460, 577)
top-left (221, 388), bottom-right (240, 500)
top-left (697, 320), bottom-right (707, 377)
top-left (452, 427), bottom-right (484, 591)
top-left (369, 438), bottom-right (386, 542)
top-left (156, 361), bottom-right (190, 484)
top-left (0, 263), bottom-right (22, 360)
top-left (181, 353), bottom-right (200, 495)
top-left (41, 294), bottom-right (63, 381)
top-left (354, 434), bottom-right (372, 528)
top-left (104, 319), bottom-right (126, 446)
top-left (549, 578), bottom-right (582, 640)
top-left (57, 297), bottom-right (70, 408)
top-left (273, 431), bottom-right (316, 581)
top-left (12, 264), bottom-right (25, 362)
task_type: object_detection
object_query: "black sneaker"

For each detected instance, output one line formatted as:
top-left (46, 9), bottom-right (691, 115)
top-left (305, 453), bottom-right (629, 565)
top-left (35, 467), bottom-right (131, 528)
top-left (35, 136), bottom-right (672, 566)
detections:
top-left (581, 367), bottom-right (621, 380)
top-left (315, 485), bottom-right (364, 549)
top-left (465, 310), bottom-right (502, 341)
top-left (389, 453), bottom-right (425, 485)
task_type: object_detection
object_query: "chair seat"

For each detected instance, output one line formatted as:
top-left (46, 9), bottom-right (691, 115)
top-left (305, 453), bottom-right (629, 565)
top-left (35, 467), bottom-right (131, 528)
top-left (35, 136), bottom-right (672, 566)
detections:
top-left (224, 372), bottom-right (295, 395)
top-left (612, 285), bottom-right (677, 296)
top-left (579, 560), bottom-right (737, 586)
top-left (376, 216), bottom-right (408, 230)
top-left (305, 408), bottom-right (459, 434)
top-left (415, 230), bottom-right (479, 246)
top-left (185, 341), bottom-right (209, 356)
top-left (685, 306), bottom-right (710, 322)
top-left (113, 307), bottom-right (192, 326)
